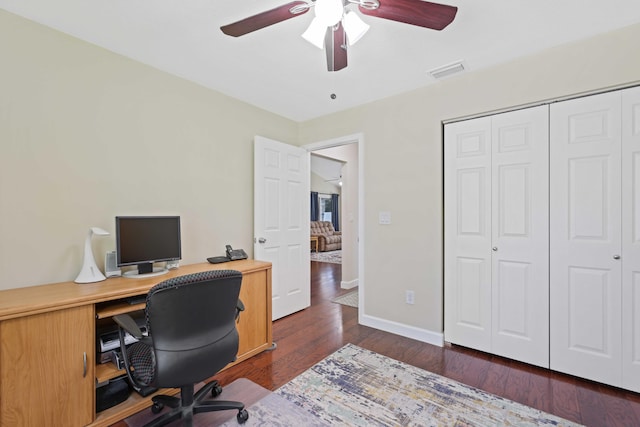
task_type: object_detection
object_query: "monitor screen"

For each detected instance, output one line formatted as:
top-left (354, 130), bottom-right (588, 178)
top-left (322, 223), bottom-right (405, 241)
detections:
top-left (116, 216), bottom-right (181, 277)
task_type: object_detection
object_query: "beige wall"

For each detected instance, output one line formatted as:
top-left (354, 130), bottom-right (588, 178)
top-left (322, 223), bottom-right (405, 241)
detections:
top-left (0, 10), bottom-right (298, 289)
top-left (299, 23), bottom-right (640, 337)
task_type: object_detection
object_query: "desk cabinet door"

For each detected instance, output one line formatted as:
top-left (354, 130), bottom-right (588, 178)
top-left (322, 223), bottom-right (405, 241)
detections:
top-left (1, 305), bottom-right (94, 426)
top-left (236, 269), bottom-right (272, 361)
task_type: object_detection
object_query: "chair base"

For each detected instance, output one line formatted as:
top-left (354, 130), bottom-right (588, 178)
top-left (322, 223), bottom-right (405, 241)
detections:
top-left (143, 380), bottom-right (247, 427)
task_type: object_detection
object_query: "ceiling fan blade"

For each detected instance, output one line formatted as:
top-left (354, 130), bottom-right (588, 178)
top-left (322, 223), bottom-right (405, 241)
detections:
top-left (221, 1), bottom-right (310, 37)
top-left (359, 0), bottom-right (457, 30)
top-left (325, 23), bottom-right (348, 72)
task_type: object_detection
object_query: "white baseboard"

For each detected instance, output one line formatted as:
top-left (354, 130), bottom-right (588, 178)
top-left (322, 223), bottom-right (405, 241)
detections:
top-left (341, 278), bottom-right (358, 289)
top-left (359, 313), bottom-right (444, 347)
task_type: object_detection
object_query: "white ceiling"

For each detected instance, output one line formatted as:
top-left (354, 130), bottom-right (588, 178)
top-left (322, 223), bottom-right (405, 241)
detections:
top-left (2, 0), bottom-right (640, 122)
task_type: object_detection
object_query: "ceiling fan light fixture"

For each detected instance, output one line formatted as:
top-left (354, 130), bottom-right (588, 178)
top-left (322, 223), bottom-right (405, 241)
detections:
top-left (342, 11), bottom-right (369, 46)
top-left (302, 17), bottom-right (327, 49)
top-left (314, 0), bottom-right (344, 27)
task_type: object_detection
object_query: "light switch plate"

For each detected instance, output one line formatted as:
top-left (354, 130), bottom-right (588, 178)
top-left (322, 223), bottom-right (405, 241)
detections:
top-left (379, 211), bottom-right (391, 225)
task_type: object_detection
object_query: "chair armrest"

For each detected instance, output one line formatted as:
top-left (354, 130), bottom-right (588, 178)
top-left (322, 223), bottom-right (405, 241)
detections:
top-left (236, 298), bottom-right (245, 320)
top-left (113, 314), bottom-right (153, 345)
top-left (334, 231), bottom-right (342, 235)
top-left (113, 314), bottom-right (144, 339)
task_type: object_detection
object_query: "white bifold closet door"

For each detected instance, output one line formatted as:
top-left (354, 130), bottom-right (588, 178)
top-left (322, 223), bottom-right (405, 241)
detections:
top-left (549, 91), bottom-right (624, 387)
top-left (622, 86), bottom-right (640, 392)
top-left (445, 115), bottom-right (492, 353)
top-left (445, 105), bottom-right (549, 368)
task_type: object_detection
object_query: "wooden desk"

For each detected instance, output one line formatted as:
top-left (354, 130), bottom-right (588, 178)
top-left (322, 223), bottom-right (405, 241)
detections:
top-left (0, 260), bottom-right (272, 427)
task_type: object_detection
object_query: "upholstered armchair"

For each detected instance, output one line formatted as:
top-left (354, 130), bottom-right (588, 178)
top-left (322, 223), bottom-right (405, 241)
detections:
top-left (310, 221), bottom-right (342, 252)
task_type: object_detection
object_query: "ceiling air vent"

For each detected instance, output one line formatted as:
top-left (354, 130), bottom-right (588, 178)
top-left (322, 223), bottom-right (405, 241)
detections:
top-left (428, 60), bottom-right (466, 80)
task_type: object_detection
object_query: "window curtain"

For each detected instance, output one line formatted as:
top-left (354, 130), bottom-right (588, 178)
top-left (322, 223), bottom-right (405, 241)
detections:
top-left (331, 193), bottom-right (340, 231)
top-left (310, 192), bottom-right (319, 221)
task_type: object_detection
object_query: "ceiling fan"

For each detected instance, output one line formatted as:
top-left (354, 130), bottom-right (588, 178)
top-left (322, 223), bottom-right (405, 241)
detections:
top-left (220, 0), bottom-right (458, 72)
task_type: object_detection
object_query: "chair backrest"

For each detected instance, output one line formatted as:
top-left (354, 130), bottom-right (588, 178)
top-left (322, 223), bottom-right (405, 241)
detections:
top-left (144, 270), bottom-right (243, 387)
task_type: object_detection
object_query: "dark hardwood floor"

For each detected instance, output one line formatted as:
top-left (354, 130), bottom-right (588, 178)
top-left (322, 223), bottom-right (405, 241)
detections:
top-left (216, 261), bottom-right (640, 427)
top-left (119, 261), bottom-right (640, 426)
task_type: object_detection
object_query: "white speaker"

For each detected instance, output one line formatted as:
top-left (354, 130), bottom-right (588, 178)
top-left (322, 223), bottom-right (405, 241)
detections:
top-left (105, 251), bottom-right (122, 278)
top-left (166, 260), bottom-right (179, 270)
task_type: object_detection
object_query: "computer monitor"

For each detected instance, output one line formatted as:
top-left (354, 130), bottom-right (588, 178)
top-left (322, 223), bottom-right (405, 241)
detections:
top-left (115, 216), bottom-right (182, 278)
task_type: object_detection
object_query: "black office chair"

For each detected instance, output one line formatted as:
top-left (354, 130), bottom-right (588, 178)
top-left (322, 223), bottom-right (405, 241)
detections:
top-left (113, 270), bottom-right (249, 426)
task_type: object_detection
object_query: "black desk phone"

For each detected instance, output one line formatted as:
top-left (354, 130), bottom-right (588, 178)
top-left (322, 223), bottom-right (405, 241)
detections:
top-left (226, 245), bottom-right (248, 261)
top-left (207, 245), bottom-right (248, 264)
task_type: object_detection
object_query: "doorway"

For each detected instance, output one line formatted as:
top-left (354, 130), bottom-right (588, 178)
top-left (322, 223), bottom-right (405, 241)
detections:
top-left (304, 134), bottom-right (363, 308)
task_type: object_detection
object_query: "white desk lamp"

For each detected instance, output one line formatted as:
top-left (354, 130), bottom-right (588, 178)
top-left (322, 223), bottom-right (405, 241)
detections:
top-left (75, 227), bottom-right (109, 283)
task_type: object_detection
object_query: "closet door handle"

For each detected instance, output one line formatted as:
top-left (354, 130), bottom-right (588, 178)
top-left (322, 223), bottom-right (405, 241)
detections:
top-left (492, 247), bottom-right (498, 252)
top-left (613, 254), bottom-right (621, 260)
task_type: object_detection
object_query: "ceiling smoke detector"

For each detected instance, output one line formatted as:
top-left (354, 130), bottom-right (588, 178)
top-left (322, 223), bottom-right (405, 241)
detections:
top-left (428, 60), bottom-right (466, 80)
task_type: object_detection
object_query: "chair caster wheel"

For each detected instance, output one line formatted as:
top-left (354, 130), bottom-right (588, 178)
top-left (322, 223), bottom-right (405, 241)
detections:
top-left (237, 409), bottom-right (249, 424)
top-left (151, 402), bottom-right (164, 414)
top-left (212, 384), bottom-right (223, 397)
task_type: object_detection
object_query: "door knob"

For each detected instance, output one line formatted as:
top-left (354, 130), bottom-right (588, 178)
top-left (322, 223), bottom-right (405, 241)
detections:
top-left (492, 247), bottom-right (498, 252)
top-left (613, 254), bottom-right (621, 260)
top-left (258, 237), bottom-right (267, 244)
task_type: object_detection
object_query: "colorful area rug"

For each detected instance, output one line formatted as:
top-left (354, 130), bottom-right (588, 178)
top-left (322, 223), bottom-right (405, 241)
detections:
top-left (275, 344), bottom-right (583, 426)
top-left (331, 289), bottom-right (358, 308)
top-left (126, 344), bottom-right (583, 426)
top-left (310, 249), bottom-right (342, 264)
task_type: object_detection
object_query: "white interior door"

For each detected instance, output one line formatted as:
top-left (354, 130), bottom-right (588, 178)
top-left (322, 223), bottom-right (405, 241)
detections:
top-left (444, 116), bottom-right (492, 352)
top-left (622, 86), bottom-right (640, 392)
top-left (550, 91), bottom-right (622, 386)
top-left (254, 136), bottom-right (310, 320)
top-left (490, 106), bottom-right (549, 368)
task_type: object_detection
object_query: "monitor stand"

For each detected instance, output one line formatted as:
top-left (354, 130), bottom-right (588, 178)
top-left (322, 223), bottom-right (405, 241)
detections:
top-left (123, 264), bottom-right (168, 279)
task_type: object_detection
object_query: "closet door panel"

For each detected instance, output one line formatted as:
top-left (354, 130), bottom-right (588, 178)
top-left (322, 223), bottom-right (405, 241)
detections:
top-left (567, 267), bottom-right (616, 350)
top-left (491, 106), bottom-right (549, 367)
top-left (454, 257), bottom-right (487, 329)
top-left (550, 92), bottom-right (622, 387)
top-left (445, 117), bottom-right (492, 352)
top-left (622, 86), bottom-right (640, 392)
top-left (569, 156), bottom-right (609, 238)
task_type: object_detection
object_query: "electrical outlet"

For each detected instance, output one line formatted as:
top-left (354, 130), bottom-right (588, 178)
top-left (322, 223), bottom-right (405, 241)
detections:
top-left (405, 290), bottom-right (415, 305)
